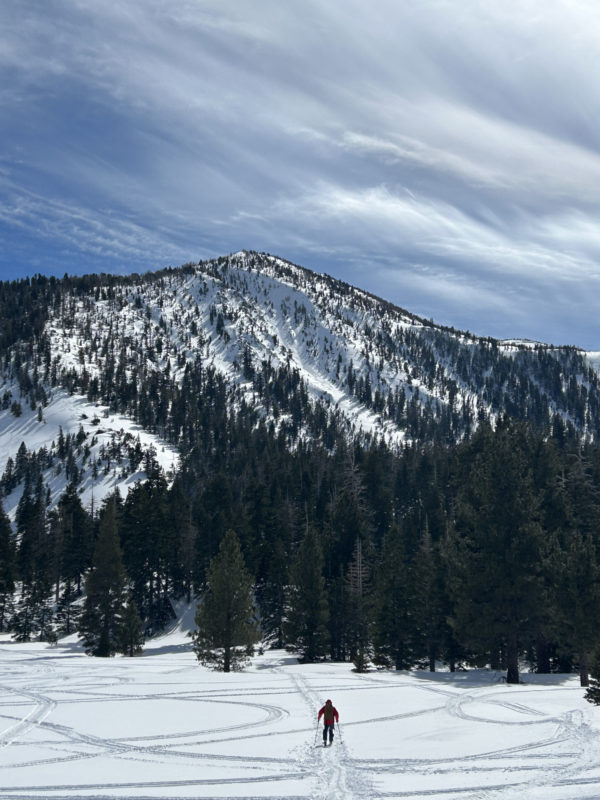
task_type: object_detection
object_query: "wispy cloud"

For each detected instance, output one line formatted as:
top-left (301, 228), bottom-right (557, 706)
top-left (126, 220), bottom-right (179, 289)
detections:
top-left (0, 182), bottom-right (193, 270)
top-left (1, 0), bottom-right (600, 347)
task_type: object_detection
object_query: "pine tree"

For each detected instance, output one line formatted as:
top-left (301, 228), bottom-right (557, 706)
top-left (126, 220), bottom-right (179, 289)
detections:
top-left (79, 498), bottom-right (128, 657)
top-left (118, 597), bottom-right (145, 656)
top-left (284, 526), bottom-right (329, 662)
top-left (15, 479), bottom-right (41, 587)
top-left (257, 537), bottom-right (289, 648)
top-left (165, 478), bottom-right (197, 601)
top-left (0, 500), bottom-right (15, 631)
top-left (120, 475), bottom-right (173, 631)
top-left (11, 589), bottom-right (35, 642)
top-left (255, 483), bottom-right (296, 648)
top-left (346, 537), bottom-right (372, 671)
top-left (545, 447), bottom-right (600, 686)
top-left (372, 524), bottom-right (416, 670)
top-left (412, 523), bottom-right (445, 671)
top-left (57, 483), bottom-right (92, 595)
top-left (11, 570), bottom-right (55, 642)
top-left (33, 590), bottom-right (55, 643)
top-left (584, 646), bottom-right (600, 705)
top-left (12, 477), bottom-right (54, 642)
top-left (331, 451), bottom-right (373, 566)
top-left (550, 528), bottom-right (600, 686)
top-left (55, 581), bottom-right (81, 636)
top-left (327, 568), bottom-right (350, 661)
top-left (447, 421), bottom-right (545, 683)
top-left (194, 474), bottom-right (237, 575)
top-left (193, 529), bottom-right (259, 672)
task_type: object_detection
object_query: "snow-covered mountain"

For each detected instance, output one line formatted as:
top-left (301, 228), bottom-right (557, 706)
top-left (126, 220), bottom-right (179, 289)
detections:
top-left (44, 250), bottom-right (600, 440)
top-left (2, 250), bottom-right (599, 515)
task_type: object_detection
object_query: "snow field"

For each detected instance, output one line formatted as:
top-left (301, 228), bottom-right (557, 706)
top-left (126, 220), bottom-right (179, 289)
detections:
top-left (1, 620), bottom-right (600, 800)
top-left (0, 386), bottom-right (179, 519)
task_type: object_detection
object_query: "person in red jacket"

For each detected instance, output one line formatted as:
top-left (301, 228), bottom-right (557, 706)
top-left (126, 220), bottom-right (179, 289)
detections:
top-left (318, 699), bottom-right (339, 746)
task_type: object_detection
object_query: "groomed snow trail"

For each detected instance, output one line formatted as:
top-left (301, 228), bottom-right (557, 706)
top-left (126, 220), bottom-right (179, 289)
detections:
top-left (1, 637), bottom-right (600, 799)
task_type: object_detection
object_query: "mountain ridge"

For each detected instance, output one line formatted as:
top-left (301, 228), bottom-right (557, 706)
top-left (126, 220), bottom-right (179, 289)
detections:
top-left (1, 250), bottom-right (599, 517)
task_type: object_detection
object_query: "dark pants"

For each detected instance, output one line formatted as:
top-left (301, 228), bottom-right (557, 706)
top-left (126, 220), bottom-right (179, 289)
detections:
top-left (323, 722), bottom-right (334, 743)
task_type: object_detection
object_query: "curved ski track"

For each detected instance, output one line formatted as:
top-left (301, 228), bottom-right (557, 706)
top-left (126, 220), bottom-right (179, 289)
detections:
top-left (1, 648), bottom-right (600, 799)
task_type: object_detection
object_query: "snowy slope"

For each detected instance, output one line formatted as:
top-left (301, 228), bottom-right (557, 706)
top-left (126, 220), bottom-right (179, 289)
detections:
top-left (1, 630), bottom-right (599, 800)
top-left (0, 381), bottom-right (179, 520)
top-left (587, 351), bottom-right (600, 373)
top-left (43, 252), bottom-right (419, 446)
top-left (38, 251), bottom-right (600, 449)
top-left (2, 249), bottom-right (600, 520)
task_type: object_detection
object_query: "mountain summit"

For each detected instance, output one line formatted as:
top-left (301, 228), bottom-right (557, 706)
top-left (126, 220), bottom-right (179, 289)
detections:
top-left (44, 251), bottom-right (600, 442)
top-left (2, 251), bottom-right (599, 488)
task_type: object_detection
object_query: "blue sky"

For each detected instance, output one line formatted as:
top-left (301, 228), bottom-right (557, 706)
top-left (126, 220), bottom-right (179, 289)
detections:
top-left (2, 1), bottom-right (600, 349)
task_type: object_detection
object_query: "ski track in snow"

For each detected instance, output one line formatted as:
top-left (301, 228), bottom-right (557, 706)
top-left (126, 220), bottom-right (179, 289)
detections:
top-left (1, 640), bottom-right (600, 800)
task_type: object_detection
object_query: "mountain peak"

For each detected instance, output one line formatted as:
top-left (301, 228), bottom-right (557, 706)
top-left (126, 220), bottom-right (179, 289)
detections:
top-left (1, 252), bottom-right (599, 518)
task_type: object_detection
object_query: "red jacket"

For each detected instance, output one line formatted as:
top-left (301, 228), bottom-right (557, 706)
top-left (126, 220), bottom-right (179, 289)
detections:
top-left (318, 702), bottom-right (339, 724)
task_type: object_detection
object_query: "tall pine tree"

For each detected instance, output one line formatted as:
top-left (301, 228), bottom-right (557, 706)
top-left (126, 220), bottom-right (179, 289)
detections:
top-left (118, 596), bottom-right (145, 657)
top-left (346, 537), bottom-right (372, 672)
top-left (0, 500), bottom-right (15, 631)
top-left (193, 530), bottom-right (259, 672)
top-left (79, 497), bottom-right (128, 657)
top-left (373, 523), bottom-right (416, 670)
top-left (447, 421), bottom-right (544, 683)
top-left (284, 526), bottom-right (329, 662)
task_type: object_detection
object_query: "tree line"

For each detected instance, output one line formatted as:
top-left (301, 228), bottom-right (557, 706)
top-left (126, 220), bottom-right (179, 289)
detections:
top-left (2, 414), bottom-right (600, 685)
top-left (3, 257), bottom-right (600, 682)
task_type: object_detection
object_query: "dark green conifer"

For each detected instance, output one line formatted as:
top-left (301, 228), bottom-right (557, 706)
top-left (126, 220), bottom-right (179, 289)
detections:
top-left (120, 474), bottom-right (172, 630)
top-left (284, 526), bottom-right (329, 662)
top-left (12, 477), bottom-right (53, 642)
top-left (584, 647), bottom-right (600, 705)
top-left (57, 483), bottom-right (92, 595)
top-left (412, 523), bottom-right (446, 671)
top-left (193, 529), bottom-right (259, 672)
top-left (55, 581), bottom-right (81, 636)
top-left (446, 420), bottom-right (544, 683)
top-left (373, 524), bottom-right (415, 670)
top-left (346, 537), bottom-right (373, 672)
top-left (546, 447), bottom-right (600, 685)
top-left (0, 500), bottom-right (15, 631)
top-left (118, 597), bottom-right (145, 656)
top-left (79, 498), bottom-right (128, 657)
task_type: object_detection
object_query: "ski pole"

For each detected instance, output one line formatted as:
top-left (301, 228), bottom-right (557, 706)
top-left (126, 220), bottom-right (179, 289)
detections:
top-left (314, 718), bottom-right (320, 746)
top-left (336, 721), bottom-right (343, 744)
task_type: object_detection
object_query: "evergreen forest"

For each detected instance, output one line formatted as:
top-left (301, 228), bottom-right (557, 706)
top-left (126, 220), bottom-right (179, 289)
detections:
top-left (2, 262), bottom-right (600, 685)
top-left (3, 405), bottom-right (600, 684)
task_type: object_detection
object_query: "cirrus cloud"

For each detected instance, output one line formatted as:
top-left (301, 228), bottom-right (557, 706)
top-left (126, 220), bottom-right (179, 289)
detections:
top-left (1, 0), bottom-right (599, 348)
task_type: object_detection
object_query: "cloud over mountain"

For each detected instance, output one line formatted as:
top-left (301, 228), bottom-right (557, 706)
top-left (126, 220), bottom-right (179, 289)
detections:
top-left (1, 1), bottom-right (599, 347)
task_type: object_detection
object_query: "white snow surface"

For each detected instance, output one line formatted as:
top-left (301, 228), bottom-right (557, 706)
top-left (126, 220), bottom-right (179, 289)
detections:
top-left (42, 253), bottom-right (417, 448)
top-left (1, 614), bottom-right (599, 800)
top-left (0, 386), bottom-right (179, 520)
top-left (586, 352), bottom-right (600, 374)
top-left (4, 251), bottom-right (599, 486)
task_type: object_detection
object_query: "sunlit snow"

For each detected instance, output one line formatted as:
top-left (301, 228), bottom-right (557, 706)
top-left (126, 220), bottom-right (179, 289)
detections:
top-left (0, 386), bottom-right (179, 520)
top-left (1, 608), bottom-right (599, 800)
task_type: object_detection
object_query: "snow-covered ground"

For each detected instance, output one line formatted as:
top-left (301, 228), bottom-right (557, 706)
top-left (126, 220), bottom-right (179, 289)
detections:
top-left (0, 387), bottom-right (179, 520)
top-left (587, 351), bottom-right (600, 375)
top-left (1, 617), bottom-right (599, 800)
